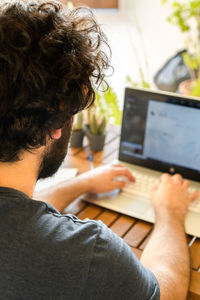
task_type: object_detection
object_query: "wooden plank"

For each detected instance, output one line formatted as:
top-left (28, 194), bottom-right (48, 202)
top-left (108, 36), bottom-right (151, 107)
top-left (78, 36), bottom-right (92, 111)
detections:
top-left (188, 235), bottom-right (195, 246)
top-left (72, 146), bottom-right (90, 160)
top-left (96, 210), bottom-right (119, 227)
top-left (69, 133), bottom-right (89, 155)
top-left (110, 215), bottom-right (136, 237)
top-left (188, 293), bottom-right (200, 300)
top-left (123, 221), bottom-right (152, 248)
top-left (189, 239), bottom-right (200, 270)
top-left (62, 197), bottom-right (87, 215)
top-left (139, 232), bottom-right (152, 250)
top-left (77, 204), bottom-right (103, 220)
top-left (62, 0), bottom-right (118, 9)
top-left (188, 270), bottom-right (200, 298)
top-left (94, 0), bottom-right (118, 8)
top-left (131, 247), bottom-right (142, 260)
top-left (60, 0), bottom-right (93, 7)
top-left (68, 147), bottom-right (83, 156)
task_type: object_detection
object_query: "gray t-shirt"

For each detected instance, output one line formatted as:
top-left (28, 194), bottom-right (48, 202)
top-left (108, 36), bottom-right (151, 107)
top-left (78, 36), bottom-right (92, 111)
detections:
top-left (0, 187), bottom-right (160, 300)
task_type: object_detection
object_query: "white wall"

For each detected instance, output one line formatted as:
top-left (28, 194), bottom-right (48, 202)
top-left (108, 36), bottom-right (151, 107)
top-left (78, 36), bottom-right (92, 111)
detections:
top-left (95, 1), bottom-right (185, 105)
top-left (119, 0), bottom-right (185, 82)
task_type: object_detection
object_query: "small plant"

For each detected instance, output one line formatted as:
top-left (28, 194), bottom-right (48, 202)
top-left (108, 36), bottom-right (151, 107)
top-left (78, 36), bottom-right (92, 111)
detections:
top-left (90, 113), bottom-right (106, 135)
top-left (72, 111), bottom-right (84, 131)
top-left (94, 86), bottom-right (122, 126)
top-left (71, 111), bottom-right (85, 148)
top-left (86, 85), bottom-right (121, 151)
top-left (87, 112), bottom-right (107, 152)
top-left (87, 85), bottom-right (122, 135)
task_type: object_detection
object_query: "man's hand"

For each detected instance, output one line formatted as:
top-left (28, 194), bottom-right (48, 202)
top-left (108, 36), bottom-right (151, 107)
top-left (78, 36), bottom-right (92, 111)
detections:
top-left (142, 174), bottom-right (199, 300)
top-left (78, 164), bottom-right (135, 194)
top-left (152, 173), bottom-right (199, 223)
top-left (38, 164), bottom-right (134, 212)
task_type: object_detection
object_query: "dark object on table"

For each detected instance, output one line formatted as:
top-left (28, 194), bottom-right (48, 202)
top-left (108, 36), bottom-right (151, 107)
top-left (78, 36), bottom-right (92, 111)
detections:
top-left (70, 130), bottom-right (85, 148)
top-left (154, 49), bottom-right (191, 92)
top-left (87, 131), bottom-right (106, 152)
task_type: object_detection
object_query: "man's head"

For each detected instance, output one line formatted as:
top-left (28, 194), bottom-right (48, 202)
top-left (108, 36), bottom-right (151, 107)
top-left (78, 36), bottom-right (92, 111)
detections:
top-left (0, 0), bottom-right (110, 173)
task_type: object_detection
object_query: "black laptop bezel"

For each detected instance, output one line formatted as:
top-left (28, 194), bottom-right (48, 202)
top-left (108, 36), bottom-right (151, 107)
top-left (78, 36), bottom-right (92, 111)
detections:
top-left (119, 87), bottom-right (200, 182)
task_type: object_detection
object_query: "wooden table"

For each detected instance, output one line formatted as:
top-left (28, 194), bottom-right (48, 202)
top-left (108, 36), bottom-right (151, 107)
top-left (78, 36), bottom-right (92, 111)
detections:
top-left (64, 125), bottom-right (200, 300)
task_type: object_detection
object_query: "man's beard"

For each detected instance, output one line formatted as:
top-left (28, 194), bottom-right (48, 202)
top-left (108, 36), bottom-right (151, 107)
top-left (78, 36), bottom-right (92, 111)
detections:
top-left (37, 120), bottom-right (72, 180)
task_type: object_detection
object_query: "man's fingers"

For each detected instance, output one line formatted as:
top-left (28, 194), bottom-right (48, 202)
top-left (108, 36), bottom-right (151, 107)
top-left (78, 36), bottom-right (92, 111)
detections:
top-left (112, 167), bottom-right (135, 182)
top-left (173, 174), bottom-right (182, 183)
top-left (113, 180), bottom-right (126, 190)
top-left (160, 173), bottom-right (184, 184)
top-left (160, 173), bottom-right (170, 182)
top-left (183, 180), bottom-right (190, 190)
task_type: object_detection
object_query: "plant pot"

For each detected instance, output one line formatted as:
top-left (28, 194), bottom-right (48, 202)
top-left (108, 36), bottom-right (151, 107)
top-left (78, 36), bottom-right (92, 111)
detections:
top-left (70, 129), bottom-right (84, 148)
top-left (87, 131), bottom-right (106, 152)
top-left (178, 79), bottom-right (197, 96)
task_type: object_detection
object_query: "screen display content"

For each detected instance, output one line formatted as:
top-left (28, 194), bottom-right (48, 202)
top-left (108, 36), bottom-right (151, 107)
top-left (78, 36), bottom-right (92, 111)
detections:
top-left (120, 89), bottom-right (200, 178)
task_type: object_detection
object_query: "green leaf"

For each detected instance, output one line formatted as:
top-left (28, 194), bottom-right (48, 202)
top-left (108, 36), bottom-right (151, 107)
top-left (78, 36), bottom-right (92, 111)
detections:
top-left (191, 79), bottom-right (200, 96)
top-left (126, 75), bottom-right (151, 89)
top-left (91, 114), bottom-right (99, 135)
top-left (183, 52), bottom-right (200, 71)
top-left (103, 87), bottom-right (122, 125)
top-left (98, 116), bottom-right (106, 135)
top-left (93, 85), bottom-right (122, 127)
top-left (73, 111), bottom-right (84, 130)
top-left (142, 80), bottom-right (151, 88)
top-left (172, 2), bottom-right (182, 9)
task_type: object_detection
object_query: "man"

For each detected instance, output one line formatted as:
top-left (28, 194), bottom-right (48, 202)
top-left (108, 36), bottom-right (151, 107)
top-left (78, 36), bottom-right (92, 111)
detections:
top-left (0, 1), bottom-right (198, 299)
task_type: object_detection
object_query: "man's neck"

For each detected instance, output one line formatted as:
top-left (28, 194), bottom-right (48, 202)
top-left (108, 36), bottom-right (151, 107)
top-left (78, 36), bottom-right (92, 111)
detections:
top-left (0, 152), bottom-right (40, 198)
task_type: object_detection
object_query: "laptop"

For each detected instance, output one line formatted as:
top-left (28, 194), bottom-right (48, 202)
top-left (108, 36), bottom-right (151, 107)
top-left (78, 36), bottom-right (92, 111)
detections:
top-left (86, 87), bottom-right (200, 237)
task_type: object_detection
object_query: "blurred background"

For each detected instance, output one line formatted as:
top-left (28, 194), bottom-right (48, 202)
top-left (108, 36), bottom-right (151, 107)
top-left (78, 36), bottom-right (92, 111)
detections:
top-left (61, 0), bottom-right (191, 107)
top-left (64, 0), bottom-right (200, 150)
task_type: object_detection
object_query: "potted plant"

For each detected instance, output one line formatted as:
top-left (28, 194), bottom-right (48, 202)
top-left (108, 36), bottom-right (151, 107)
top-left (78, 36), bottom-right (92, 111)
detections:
top-left (70, 111), bottom-right (85, 148)
top-left (87, 113), bottom-right (107, 152)
top-left (162, 0), bottom-right (200, 96)
top-left (86, 85), bottom-right (122, 152)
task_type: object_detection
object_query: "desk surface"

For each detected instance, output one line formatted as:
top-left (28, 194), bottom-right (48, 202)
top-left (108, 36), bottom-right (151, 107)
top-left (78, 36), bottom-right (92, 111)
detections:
top-left (64, 125), bottom-right (200, 300)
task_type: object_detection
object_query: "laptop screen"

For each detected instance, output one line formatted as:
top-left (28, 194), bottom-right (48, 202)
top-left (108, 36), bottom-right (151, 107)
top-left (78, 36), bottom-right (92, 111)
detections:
top-left (119, 88), bottom-right (200, 181)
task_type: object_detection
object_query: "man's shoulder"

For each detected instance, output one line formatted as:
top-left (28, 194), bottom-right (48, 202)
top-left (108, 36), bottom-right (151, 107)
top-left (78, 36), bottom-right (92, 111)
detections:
top-left (44, 204), bottom-right (103, 240)
top-left (0, 190), bottom-right (160, 300)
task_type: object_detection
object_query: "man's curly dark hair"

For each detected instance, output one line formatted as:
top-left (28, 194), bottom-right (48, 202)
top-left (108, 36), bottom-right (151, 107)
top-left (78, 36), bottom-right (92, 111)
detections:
top-left (0, 0), bottom-right (110, 162)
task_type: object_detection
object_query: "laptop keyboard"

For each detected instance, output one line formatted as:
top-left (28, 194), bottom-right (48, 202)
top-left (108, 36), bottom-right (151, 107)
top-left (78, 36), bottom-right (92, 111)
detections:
top-left (122, 170), bottom-right (200, 213)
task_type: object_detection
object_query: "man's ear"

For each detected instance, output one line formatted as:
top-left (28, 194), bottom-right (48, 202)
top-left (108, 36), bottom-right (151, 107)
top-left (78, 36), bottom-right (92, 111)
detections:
top-left (51, 128), bottom-right (62, 140)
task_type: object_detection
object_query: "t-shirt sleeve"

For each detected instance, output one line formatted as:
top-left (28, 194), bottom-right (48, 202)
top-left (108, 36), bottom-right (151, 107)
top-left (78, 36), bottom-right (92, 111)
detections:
top-left (83, 221), bottom-right (160, 300)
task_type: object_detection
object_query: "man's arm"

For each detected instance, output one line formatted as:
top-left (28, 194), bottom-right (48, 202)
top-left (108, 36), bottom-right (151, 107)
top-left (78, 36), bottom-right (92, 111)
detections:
top-left (140, 174), bottom-right (199, 300)
top-left (34, 164), bottom-right (134, 212)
